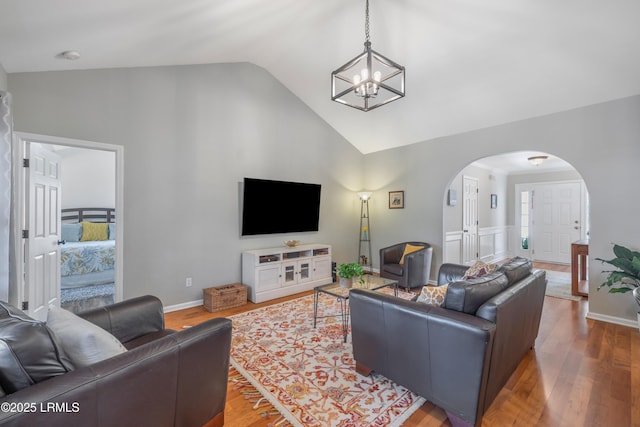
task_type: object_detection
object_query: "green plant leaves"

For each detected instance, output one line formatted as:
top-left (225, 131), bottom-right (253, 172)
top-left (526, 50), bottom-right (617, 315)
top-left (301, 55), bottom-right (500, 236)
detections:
top-left (596, 244), bottom-right (640, 295)
top-left (337, 262), bottom-right (363, 279)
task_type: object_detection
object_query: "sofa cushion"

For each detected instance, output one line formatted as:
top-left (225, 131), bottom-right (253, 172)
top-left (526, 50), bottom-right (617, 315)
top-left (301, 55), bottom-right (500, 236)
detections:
top-left (498, 257), bottom-right (532, 285)
top-left (0, 302), bottom-right (74, 394)
top-left (416, 284), bottom-right (448, 306)
top-left (47, 305), bottom-right (127, 368)
top-left (382, 263), bottom-right (404, 276)
top-left (444, 272), bottom-right (510, 315)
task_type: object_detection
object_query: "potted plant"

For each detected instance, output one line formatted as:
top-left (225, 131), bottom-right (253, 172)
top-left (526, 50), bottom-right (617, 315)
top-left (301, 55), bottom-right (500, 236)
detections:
top-left (596, 243), bottom-right (640, 329)
top-left (336, 262), bottom-right (364, 288)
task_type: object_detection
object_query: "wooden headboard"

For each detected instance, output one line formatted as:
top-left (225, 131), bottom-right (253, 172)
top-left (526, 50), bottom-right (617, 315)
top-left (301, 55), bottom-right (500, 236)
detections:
top-left (62, 208), bottom-right (116, 223)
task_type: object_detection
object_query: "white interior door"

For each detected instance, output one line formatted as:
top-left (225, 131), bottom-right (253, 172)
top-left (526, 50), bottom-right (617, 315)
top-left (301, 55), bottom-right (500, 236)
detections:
top-left (462, 176), bottom-right (479, 265)
top-left (532, 182), bottom-right (581, 264)
top-left (27, 144), bottom-right (62, 320)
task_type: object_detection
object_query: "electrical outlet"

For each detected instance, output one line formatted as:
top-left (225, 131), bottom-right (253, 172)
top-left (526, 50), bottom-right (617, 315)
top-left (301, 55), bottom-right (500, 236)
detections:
top-left (185, 277), bottom-right (192, 287)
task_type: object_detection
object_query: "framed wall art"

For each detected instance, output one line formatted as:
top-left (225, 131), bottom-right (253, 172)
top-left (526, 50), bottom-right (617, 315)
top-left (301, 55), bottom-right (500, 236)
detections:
top-left (389, 191), bottom-right (404, 209)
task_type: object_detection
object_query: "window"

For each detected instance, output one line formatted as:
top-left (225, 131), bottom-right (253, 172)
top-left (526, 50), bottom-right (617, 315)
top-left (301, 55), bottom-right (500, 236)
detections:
top-left (520, 191), bottom-right (529, 250)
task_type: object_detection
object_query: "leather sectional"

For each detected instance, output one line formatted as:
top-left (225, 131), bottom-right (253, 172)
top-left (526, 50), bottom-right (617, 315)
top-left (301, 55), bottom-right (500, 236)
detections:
top-left (350, 257), bottom-right (547, 427)
top-left (0, 295), bottom-right (231, 427)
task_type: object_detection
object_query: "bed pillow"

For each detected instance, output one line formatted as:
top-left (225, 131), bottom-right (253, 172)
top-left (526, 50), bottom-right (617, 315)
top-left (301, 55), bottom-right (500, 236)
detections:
top-left (81, 222), bottom-right (109, 241)
top-left (108, 223), bottom-right (116, 240)
top-left (61, 223), bottom-right (82, 242)
top-left (46, 305), bottom-right (127, 368)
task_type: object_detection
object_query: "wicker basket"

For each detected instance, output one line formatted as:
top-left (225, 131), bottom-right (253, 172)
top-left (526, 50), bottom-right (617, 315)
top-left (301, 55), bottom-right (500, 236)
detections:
top-left (203, 283), bottom-right (247, 312)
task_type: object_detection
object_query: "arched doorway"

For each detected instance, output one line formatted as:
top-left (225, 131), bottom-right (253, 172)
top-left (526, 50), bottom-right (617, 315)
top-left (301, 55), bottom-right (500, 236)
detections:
top-left (442, 150), bottom-right (589, 299)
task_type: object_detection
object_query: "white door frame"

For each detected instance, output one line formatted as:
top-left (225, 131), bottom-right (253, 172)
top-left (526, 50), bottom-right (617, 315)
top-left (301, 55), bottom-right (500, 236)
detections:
top-left (11, 132), bottom-right (124, 308)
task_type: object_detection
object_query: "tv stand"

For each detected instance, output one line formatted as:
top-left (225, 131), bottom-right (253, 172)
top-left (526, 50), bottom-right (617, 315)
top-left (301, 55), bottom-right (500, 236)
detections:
top-left (242, 244), bottom-right (332, 303)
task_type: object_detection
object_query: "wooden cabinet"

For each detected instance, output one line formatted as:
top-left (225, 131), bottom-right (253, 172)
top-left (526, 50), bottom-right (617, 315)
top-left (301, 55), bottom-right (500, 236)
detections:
top-left (242, 244), bottom-right (332, 303)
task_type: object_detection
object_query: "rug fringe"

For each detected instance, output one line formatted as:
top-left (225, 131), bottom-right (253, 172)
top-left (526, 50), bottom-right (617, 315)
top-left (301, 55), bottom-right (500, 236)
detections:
top-left (229, 366), bottom-right (293, 427)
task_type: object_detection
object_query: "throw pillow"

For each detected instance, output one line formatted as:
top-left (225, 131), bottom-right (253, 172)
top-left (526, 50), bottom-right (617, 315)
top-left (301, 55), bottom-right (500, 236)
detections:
top-left (463, 260), bottom-right (498, 279)
top-left (81, 222), bottom-right (109, 241)
top-left (46, 305), bottom-right (127, 368)
top-left (108, 222), bottom-right (116, 240)
top-left (0, 302), bottom-right (74, 394)
top-left (399, 243), bottom-right (424, 264)
top-left (416, 284), bottom-right (448, 306)
top-left (61, 223), bottom-right (82, 242)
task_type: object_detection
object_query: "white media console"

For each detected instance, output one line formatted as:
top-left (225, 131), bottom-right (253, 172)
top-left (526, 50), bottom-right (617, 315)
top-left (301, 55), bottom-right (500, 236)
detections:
top-left (241, 244), bottom-right (333, 303)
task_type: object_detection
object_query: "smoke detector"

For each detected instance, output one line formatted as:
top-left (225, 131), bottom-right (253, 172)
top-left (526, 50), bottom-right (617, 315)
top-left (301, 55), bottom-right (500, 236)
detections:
top-left (57, 50), bottom-right (81, 60)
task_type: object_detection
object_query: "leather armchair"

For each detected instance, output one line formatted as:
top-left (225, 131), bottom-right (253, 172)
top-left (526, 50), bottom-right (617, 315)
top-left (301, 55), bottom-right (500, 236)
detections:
top-left (0, 296), bottom-right (232, 427)
top-left (379, 242), bottom-right (433, 290)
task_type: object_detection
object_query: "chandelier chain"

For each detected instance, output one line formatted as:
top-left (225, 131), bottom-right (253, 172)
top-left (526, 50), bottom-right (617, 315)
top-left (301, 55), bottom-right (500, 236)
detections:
top-left (365, 0), bottom-right (370, 42)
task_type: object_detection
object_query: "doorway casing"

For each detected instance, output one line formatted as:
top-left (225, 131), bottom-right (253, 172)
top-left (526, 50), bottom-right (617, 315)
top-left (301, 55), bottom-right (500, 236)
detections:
top-left (10, 132), bottom-right (124, 310)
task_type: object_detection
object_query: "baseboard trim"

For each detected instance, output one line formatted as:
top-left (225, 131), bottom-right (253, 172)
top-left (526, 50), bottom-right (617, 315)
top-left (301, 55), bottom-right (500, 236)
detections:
top-left (164, 299), bottom-right (203, 313)
top-left (586, 311), bottom-right (638, 329)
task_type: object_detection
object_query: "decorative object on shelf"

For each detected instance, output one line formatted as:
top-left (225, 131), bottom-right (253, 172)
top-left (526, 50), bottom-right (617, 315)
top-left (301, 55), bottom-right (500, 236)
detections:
top-left (330, 0), bottom-right (405, 112)
top-left (337, 262), bottom-right (364, 288)
top-left (389, 190), bottom-right (404, 209)
top-left (447, 189), bottom-right (457, 206)
top-left (358, 191), bottom-right (373, 273)
top-left (596, 243), bottom-right (640, 330)
top-left (527, 155), bottom-right (548, 166)
top-left (283, 240), bottom-right (300, 247)
top-left (491, 194), bottom-right (497, 209)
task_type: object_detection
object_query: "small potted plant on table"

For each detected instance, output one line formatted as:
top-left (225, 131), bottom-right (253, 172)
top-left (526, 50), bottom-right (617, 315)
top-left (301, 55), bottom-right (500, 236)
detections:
top-left (337, 262), bottom-right (365, 288)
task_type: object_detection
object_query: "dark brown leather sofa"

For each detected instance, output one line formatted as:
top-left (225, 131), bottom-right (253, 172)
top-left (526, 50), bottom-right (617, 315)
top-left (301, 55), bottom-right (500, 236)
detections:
top-left (0, 295), bottom-right (232, 427)
top-left (350, 257), bottom-right (546, 427)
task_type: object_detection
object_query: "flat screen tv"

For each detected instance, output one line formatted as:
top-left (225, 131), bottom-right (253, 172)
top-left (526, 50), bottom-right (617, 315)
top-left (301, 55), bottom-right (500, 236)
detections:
top-left (241, 178), bottom-right (321, 236)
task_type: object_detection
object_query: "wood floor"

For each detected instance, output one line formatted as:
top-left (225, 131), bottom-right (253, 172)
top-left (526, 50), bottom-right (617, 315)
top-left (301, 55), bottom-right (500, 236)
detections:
top-left (165, 264), bottom-right (639, 427)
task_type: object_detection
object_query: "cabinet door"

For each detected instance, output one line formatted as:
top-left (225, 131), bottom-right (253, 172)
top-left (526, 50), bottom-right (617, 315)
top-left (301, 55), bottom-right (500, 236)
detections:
top-left (282, 261), bottom-right (298, 286)
top-left (256, 265), bottom-right (281, 291)
top-left (313, 256), bottom-right (332, 282)
top-left (297, 260), bottom-right (313, 284)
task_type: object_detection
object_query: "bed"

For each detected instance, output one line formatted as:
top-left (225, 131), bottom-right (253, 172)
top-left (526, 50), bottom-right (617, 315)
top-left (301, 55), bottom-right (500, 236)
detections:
top-left (60, 208), bottom-right (116, 311)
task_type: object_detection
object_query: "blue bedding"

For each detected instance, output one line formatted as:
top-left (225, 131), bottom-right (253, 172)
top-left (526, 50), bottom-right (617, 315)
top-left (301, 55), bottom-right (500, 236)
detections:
top-left (60, 240), bottom-right (115, 279)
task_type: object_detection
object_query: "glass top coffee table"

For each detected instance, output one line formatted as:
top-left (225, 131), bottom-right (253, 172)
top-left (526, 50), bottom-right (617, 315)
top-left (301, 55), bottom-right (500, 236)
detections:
top-left (313, 275), bottom-right (398, 342)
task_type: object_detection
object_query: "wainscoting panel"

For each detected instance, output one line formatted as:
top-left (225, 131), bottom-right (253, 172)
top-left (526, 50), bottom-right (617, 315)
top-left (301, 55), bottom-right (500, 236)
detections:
top-left (445, 231), bottom-right (463, 265)
top-left (478, 226), bottom-right (509, 263)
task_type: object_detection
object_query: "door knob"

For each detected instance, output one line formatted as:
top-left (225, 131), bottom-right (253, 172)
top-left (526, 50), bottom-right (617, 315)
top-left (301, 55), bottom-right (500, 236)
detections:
top-left (57, 239), bottom-right (66, 245)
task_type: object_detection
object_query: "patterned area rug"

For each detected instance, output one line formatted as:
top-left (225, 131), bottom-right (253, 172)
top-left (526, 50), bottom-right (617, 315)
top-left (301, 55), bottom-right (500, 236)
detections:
top-left (229, 290), bottom-right (425, 427)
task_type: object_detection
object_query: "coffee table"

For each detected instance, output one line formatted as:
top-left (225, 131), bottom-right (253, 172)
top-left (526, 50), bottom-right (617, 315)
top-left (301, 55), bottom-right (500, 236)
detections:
top-left (313, 275), bottom-right (398, 342)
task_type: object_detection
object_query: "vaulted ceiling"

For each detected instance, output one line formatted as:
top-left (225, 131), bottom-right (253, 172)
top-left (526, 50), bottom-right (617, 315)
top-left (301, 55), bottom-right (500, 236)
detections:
top-left (1, 0), bottom-right (639, 154)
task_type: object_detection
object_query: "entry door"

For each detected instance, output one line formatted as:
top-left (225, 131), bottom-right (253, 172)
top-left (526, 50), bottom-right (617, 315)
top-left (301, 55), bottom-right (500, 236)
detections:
top-left (462, 176), bottom-right (479, 265)
top-left (27, 144), bottom-right (62, 320)
top-left (532, 182), bottom-right (581, 264)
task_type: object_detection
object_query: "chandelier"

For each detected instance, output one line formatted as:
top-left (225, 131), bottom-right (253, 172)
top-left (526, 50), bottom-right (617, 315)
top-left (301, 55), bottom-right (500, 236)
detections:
top-left (331, 0), bottom-right (405, 112)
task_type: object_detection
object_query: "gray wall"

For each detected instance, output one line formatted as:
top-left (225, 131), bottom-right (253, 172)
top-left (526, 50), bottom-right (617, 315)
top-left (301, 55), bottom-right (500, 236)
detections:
top-left (58, 147), bottom-right (116, 209)
top-left (364, 95), bottom-right (640, 323)
top-left (8, 63), bottom-right (363, 306)
top-left (444, 164), bottom-right (508, 233)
